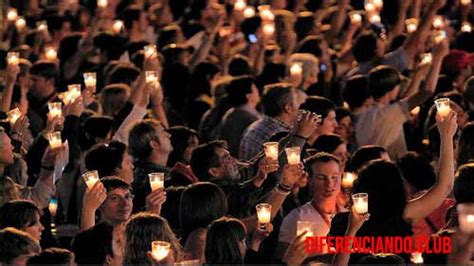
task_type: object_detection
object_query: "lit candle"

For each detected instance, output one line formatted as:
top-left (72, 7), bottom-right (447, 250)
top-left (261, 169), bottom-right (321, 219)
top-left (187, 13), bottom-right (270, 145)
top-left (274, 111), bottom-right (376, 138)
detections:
top-left (144, 44), bottom-right (157, 58)
top-left (151, 241), bottom-right (171, 261)
top-left (47, 131), bottom-right (63, 149)
top-left (112, 20), bottom-right (124, 34)
top-left (460, 0), bottom-right (471, 5)
top-left (372, 0), bottom-right (383, 10)
top-left (457, 203), bottom-right (474, 233)
top-left (369, 14), bottom-right (381, 24)
top-left (411, 252), bottom-right (423, 264)
top-left (405, 18), bottom-right (418, 33)
top-left (258, 5), bottom-right (274, 21)
top-left (7, 8), bottom-right (18, 21)
top-left (433, 30), bottom-right (446, 43)
top-left (290, 62), bottom-right (303, 77)
top-left (243, 6), bottom-right (256, 18)
top-left (48, 102), bottom-right (63, 118)
top-left (297, 221), bottom-right (315, 238)
top-left (419, 53), bottom-right (432, 65)
top-left (15, 17), bottom-right (26, 31)
top-left (48, 198), bottom-right (58, 217)
top-left (461, 22), bottom-right (472, 33)
top-left (434, 98), bottom-right (451, 120)
top-left (352, 193), bottom-right (368, 214)
top-left (61, 84), bottom-right (82, 104)
top-left (83, 72), bottom-right (97, 89)
top-left (432, 16), bottom-right (444, 29)
top-left (234, 0), bottom-right (247, 11)
top-left (7, 108), bottom-right (21, 125)
top-left (350, 13), bottom-right (362, 25)
top-left (263, 24), bottom-right (275, 37)
top-left (149, 173), bottom-right (165, 191)
top-left (410, 106), bottom-right (421, 116)
top-left (256, 203), bottom-right (271, 225)
top-left (45, 47), bottom-right (57, 61)
top-left (365, 2), bottom-right (375, 12)
top-left (219, 26), bottom-right (232, 37)
top-left (97, 0), bottom-right (108, 8)
top-left (83, 170), bottom-right (100, 189)
top-left (342, 172), bottom-right (356, 190)
top-left (263, 142), bottom-right (279, 160)
top-left (7, 52), bottom-right (20, 65)
top-left (37, 21), bottom-right (48, 32)
top-left (285, 147), bottom-right (301, 165)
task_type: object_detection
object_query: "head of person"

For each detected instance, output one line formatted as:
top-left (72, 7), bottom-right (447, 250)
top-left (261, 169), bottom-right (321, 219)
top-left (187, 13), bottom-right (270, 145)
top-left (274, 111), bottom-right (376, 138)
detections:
top-left (189, 61), bottom-right (220, 98)
top-left (98, 177), bottom-right (133, 225)
top-left (312, 134), bottom-right (348, 170)
top-left (353, 31), bottom-right (385, 63)
top-left (0, 127), bottom-right (14, 167)
top-left (288, 53), bottom-right (320, 86)
top-left (343, 75), bottom-right (373, 110)
top-left (190, 140), bottom-right (239, 181)
top-left (99, 84), bottom-right (131, 117)
top-left (179, 182), bottom-right (228, 238)
top-left (225, 75), bottom-right (260, 108)
top-left (85, 141), bottom-right (133, 184)
top-left (261, 83), bottom-right (299, 123)
top-left (334, 108), bottom-right (354, 143)
top-left (160, 186), bottom-right (187, 232)
top-left (106, 64), bottom-right (141, 87)
top-left (205, 217), bottom-right (247, 264)
top-left (0, 200), bottom-right (44, 241)
top-left (71, 223), bottom-right (119, 265)
top-left (350, 145), bottom-right (390, 173)
top-left (28, 60), bottom-right (58, 99)
top-left (255, 63), bottom-right (286, 90)
top-left (299, 96), bottom-right (337, 135)
top-left (122, 5), bottom-right (148, 32)
top-left (357, 253), bottom-right (405, 264)
top-left (157, 24), bottom-right (184, 49)
top-left (128, 119), bottom-right (173, 163)
top-left (228, 55), bottom-right (252, 76)
top-left (457, 122), bottom-right (474, 166)
top-left (93, 32), bottom-right (126, 61)
top-left (124, 213), bottom-right (181, 265)
top-left (454, 163), bottom-right (474, 204)
top-left (397, 152), bottom-right (436, 196)
top-left (306, 152), bottom-right (341, 205)
top-left (27, 248), bottom-right (75, 266)
top-left (368, 65), bottom-right (401, 102)
top-left (297, 35), bottom-right (325, 58)
top-left (464, 76), bottom-right (474, 109)
top-left (79, 115), bottom-right (115, 150)
top-left (442, 49), bottom-right (473, 85)
top-left (0, 227), bottom-right (41, 265)
top-left (294, 11), bottom-right (316, 41)
top-left (167, 126), bottom-right (200, 167)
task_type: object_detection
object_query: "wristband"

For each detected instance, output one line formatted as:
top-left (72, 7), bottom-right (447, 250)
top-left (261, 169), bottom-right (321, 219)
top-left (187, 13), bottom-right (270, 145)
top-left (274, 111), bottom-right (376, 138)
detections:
top-left (41, 165), bottom-right (55, 171)
top-left (274, 186), bottom-right (291, 196)
top-left (277, 182), bottom-right (292, 192)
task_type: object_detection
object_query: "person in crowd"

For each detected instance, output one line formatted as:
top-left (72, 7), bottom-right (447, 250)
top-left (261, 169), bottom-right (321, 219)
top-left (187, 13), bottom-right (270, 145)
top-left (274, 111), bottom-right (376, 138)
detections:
top-left (349, 145), bottom-right (390, 173)
top-left (166, 126), bottom-right (200, 186)
top-left (0, 200), bottom-right (45, 242)
top-left (312, 133), bottom-right (348, 171)
top-left (0, 227), bottom-right (41, 265)
top-left (299, 96), bottom-right (338, 145)
top-left (27, 248), bottom-right (75, 265)
top-left (456, 122), bottom-right (474, 167)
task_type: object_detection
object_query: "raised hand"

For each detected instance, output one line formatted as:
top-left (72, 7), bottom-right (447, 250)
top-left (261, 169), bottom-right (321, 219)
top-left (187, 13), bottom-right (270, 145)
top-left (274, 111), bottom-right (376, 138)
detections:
top-left (83, 181), bottom-right (107, 212)
top-left (436, 111), bottom-right (458, 139)
top-left (282, 231), bottom-right (308, 266)
top-left (146, 189), bottom-right (167, 215)
top-left (281, 163), bottom-right (305, 188)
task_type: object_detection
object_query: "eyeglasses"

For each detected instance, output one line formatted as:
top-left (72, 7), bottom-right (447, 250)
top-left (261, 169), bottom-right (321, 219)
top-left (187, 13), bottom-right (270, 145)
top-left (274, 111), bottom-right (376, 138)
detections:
top-left (107, 194), bottom-right (134, 203)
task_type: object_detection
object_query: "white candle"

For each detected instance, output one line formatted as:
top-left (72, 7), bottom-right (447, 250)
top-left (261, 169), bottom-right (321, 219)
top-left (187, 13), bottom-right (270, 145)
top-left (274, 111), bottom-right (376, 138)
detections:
top-left (243, 6), bottom-right (256, 18)
top-left (419, 53), bottom-right (432, 65)
top-left (83, 170), bottom-right (100, 189)
top-left (457, 203), bottom-right (474, 233)
top-left (83, 72), bottom-right (97, 88)
top-left (263, 24), bottom-right (275, 36)
top-left (48, 131), bottom-right (63, 149)
top-left (149, 173), bottom-right (165, 191)
top-left (461, 22), bottom-right (472, 33)
top-left (144, 44), bottom-right (157, 58)
top-left (263, 142), bottom-right (279, 160)
top-left (151, 241), bottom-right (171, 261)
top-left (256, 203), bottom-right (271, 224)
top-left (372, 0), bottom-right (383, 10)
top-left (15, 17), bottom-right (26, 31)
top-left (64, 84), bottom-right (82, 104)
top-left (234, 0), bottom-right (247, 11)
top-left (434, 30), bottom-right (446, 43)
top-left (290, 62), bottom-right (303, 77)
top-left (434, 98), bottom-right (451, 119)
top-left (48, 198), bottom-right (58, 217)
top-left (411, 252), bottom-right (424, 264)
top-left (48, 102), bottom-right (63, 118)
top-left (112, 20), bottom-right (124, 34)
top-left (365, 3), bottom-right (375, 12)
top-left (7, 108), bottom-right (21, 125)
top-left (285, 147), bottom-right (301, 165)
top-left (350, 13), bottom-right (362, 25)
top-left (410, 106), bottom-right (420, 116)
top-left (37, 21), bottom-right (48, 32)
top-left (460, 0), bottom-right (471, 5)
top-left (45, 47), bottom-right (57, 61)
top-left (7, 8), bottom-right (18, 21)
top-left (7, 52), bottom-right (20, 65)
top-left (97, 0), bottom-right (108, 8)
top-left (258, 5), bottom-right (274, 21)
top-left (369, 14), bottom-right (381, 24)
top-left (432, 16), bottom-right (444, 29)
top-left (342, 172), bottom-right (356, 190)
top-left (405, 18), bottom-right (418, 33)
top-left (297, 221), bottom-right (315, 238)
top-left (352, 193), bottom-right (368, 214)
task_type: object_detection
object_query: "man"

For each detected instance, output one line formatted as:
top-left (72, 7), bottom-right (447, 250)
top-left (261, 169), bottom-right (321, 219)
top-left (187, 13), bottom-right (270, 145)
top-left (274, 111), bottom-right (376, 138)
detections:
top-left (277, 152), bottom-right (345, 257)
top-left (128, 119), bottom-right (172, 212)
top-left (0, 227), bottom-right (41, 265)
top-left (217, 76), bottom-right (261, 157)
top-left (121, 5), bottom-right (152, 43)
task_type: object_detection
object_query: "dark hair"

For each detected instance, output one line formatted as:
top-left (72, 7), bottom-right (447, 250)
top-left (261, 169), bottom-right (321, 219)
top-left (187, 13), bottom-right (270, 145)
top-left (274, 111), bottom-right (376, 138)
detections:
top-left (305, 152), bottom-right (340, 177)
top-left (240, 16), bottom-right (262, 39)
top-left (29, 60), bottom-right (58, 81)
top-left (27, 248), bottom-right (74, 265)
top-left (157, 25), bottom-right (181, 49)
top-left (205, 217), bottom-right (246, 264)
top-left (0, 200), bottom-right (41, 230)
top-left (397, 152), bottom-right (436, 192)
top-left (188, 61), bottom-right (220, 99)
top-left (454, 163), bottom-right (474, 203)
top-left (93, 32), bottom-right (126, 61)
top-left (368, 65), bottom-right (401, 100)
top-left (130, 50), bottom-right (145, 69)
top-left (106, 64), bottom-right (141, 86)
top-left (99, 83), bottom-right (130, 116)
top-left (261, 83), bottom-right (294, 117)
top-left (353, 32), bottom-right (377, 63)
top-left (0, 227), bottom-right (41, 264)
top-left (226, 75), bottom-right (255, 107)
top-left (179, 182), bottom-right (228, 240)
top-left (128, 119), bottom-right (161, 161)
top-left (228, 55), bottom-right (252, 77)
top-left (350, 145), bottom-right (387, 173)
top-left (71, 222), bottom-right (114, 265)
top-left (121, 5), bottom-right (142, 30)
top-left (299, 96), bottom-right (336, 119)
top-left (312, 133), bottom-right (345, 153)
top-left (297, 35), bottom-right (324, 57)
top-left (167, 126), bottom-right (199, 167)
top-left (294, 12), bottom-right (315, 41)
top-left (343, 75), bottom-right (371, 110)
top-left (190, 140), bottom-right (227, 181)
top-left (255, 63), bottom-right (286, 90)
top-left (457, 122), bottom-right (474, 167)
top-left (160, 186), bottom-right (187, 231)
top-left (101, 176), bottom-right (131, 193)
top-left (357, 253), bottom-right (406, 264)
top-left (85, 141), bottom-right (127, 177)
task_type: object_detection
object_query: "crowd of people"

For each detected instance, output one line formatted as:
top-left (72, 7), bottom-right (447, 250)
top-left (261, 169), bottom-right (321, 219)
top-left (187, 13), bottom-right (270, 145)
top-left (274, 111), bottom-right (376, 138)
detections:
top-left (1, 0), bottom-right (474, 264)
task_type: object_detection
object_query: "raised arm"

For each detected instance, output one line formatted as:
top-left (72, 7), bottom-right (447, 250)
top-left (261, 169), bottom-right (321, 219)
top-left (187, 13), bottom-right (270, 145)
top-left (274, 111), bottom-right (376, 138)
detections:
top-left (2, 64), bottom-right (20, 112)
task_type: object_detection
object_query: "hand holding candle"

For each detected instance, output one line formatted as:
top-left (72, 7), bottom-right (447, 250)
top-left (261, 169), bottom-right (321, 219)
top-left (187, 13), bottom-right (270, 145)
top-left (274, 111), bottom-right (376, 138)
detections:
top-left (350, 12), bottom-right (362, 26)
top-left (112, 20), bottom-right (124, 34)
top-left (352, 193), bottom-right (369, 214)
top-left (83, 170), bottom-right (100, 189)
top-left (434, 98), bottom-right (451, 120)
top-left (457, 203), bottom-right (474, 233)
top-left (256, 203), bottom-right (271, 229)
top-left (45, 47), bottom-right (58, 61)
top-left (47, 131), bottom-right (63, 149)
top-left (7, 108), bottom-right (22, 125)
top-left (83, 72), bottom-right (97, 89)
top-left (144, 44), bottom-right (157, 58)
top-left (149, 173), bottom-right (165, 191)
top-left (243, 6), bottom-right (256, 18)
top-left (263, 142), bottom-right (279, 160)
top-left (7, 52), bottom-right (20, 66)
top-left (405, 18), bottom-right (418, 33)
top-left (16, 17), bottom-right (26, 31)
top-left (297, 221), bottom-right (316, 238)
top-left (151, 241), bottom-right (171, 261)
top-left (48, 102), bottom-right (63, 119)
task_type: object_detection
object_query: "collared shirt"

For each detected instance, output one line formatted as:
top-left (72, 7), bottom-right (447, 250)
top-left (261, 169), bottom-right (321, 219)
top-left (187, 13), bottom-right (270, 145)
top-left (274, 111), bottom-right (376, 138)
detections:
top-left (239, 116), bottom-right (291, 161)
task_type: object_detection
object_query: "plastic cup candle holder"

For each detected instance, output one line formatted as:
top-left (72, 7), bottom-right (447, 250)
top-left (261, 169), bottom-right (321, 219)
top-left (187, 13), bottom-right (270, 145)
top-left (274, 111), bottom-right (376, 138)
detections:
top-left (16, 17), bottom-right (26, 31)
top-left (234, 0), bottom-right (247, 11)
top-left (48, 131), bottom-right (63, 149)
top-left (297, 221), bottom-right (316, 238)
top-left (290, 62), bottom-right (303, 77)
top-left (432, 16), bottom-right (444, 29)
top-left (460, 0), bottom-right (471, 5)
top-left (350, 13), bottom-right (362, 25)
top-left (151, 241), bottom-right (171, 261)
top-left (263, 142), bottom-right (279, 160)
top-left (7, 52), bottom-right (20, 65)
top-left (45, 47), bottom-right (57, 61)
top-left (256, 203), bottom-right (271, 229)
top-left (37, 21), bottom-right (48, 32)
top-left (342, 172), bottom-right (356, 190)
top-left (97, 0), bottom-right (108, 8)
top-left (461, 22), bottom-right (472, 33)
top-left (83, 72), bottom-right (97, 88)
top-left (144, 44), bottom-right (157, 58)
top-left (48, 102), bottom-right (63, 118)
top-left (83, 170), bottom-right (100, 189)
top-left (434, 98), bottom-right (451, 120)
top-left (352, 193), bottom-right (369, 214)
top-left (243, 6), bottom-right (256, 18)
top-left (7, 8), bottom-right (18, 21)
top-left (457, 203), bottom-right (474, 233)
top-left (419, 53), bottom-right (432, 66)
top-left (405, 18), bottom-right (418, 33)
top-left (149, 173), bottom-right (165, 191)
top-left (49, 198), bottom-right (58, 217)
top-left (113, 20), bottom-right (124, 34)
top-left (285, 147), bottom-right (301, 165)
top-left (7, 108), bottom-right (21, 125)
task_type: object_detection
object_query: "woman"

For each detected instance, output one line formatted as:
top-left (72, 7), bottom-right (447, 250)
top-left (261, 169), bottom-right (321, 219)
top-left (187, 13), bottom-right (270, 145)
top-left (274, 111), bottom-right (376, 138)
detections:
top-left (166, 126), bottom-right (200, 186)
top-left (124, 212), bottom-right (182, 265)
top-left (0, 200), bottom-right (44, 242)
top-left (312, 133), bottom-right (348, 170)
